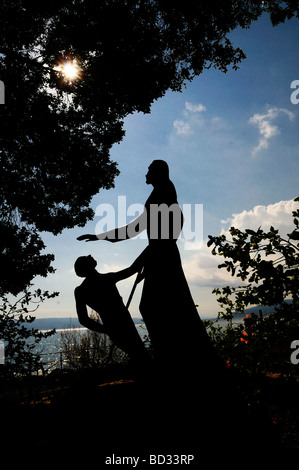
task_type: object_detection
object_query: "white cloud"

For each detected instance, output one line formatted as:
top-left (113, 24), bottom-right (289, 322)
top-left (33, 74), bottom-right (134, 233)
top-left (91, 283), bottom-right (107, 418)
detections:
top-left (183, 243), bottom-right (238, 288)
top-left (173, 119), bottom-right (193, 136)
top-left (249, 107), bottom-right (295, 157)
top-left (100, 263), bottom-right (127, 273)
top-left (221, 198), bottom-right (297, 237)
top-left (173, 101), bottom-right (206, 136)
top-left (185, 102), bottom-right (206, 113)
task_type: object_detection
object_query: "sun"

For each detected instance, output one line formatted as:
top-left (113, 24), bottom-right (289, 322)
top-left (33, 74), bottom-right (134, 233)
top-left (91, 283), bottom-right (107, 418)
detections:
top-left (54, 58), bottom-right (82, 84)
top-left (62, 60), bottom-right (80, 81)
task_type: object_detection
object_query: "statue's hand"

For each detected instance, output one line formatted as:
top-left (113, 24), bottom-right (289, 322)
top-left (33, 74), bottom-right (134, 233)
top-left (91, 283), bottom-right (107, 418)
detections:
top-left (76, 234), bottom-right (98, 242)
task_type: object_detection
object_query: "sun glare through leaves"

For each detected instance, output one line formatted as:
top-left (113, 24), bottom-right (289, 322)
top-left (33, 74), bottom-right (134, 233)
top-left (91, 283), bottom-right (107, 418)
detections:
top-left (53, 58), bottom-right (82, 84)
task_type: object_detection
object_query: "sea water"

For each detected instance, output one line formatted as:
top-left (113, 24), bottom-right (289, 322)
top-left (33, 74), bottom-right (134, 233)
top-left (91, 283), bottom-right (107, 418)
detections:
top-left (30, 318), bottom-right (238, 372)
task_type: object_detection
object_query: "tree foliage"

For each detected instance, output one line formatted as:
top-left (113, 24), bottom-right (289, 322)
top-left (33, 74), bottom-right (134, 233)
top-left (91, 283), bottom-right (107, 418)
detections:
top-left (0, 208), bottom-right (55, 296)
top-left (0, 287), bottom-right (57, 378)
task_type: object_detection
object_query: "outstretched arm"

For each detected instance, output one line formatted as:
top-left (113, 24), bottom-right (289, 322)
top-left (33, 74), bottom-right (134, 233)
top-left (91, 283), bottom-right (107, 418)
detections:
top-left (74, 288), bottom-right (106, 334)
top-left (77, 211), bottom-right (147, 242)
top-left (106, 247), bottom-right (147, 283)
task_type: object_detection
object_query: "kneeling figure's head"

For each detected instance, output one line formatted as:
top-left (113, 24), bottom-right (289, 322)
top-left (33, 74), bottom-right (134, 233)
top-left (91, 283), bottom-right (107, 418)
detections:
top-left (74, 255), bottom-right (97, 278)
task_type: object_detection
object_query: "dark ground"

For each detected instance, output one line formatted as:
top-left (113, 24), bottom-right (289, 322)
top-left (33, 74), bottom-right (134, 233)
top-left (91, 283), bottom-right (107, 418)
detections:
top-left (2, 364), bottom-right (297, 464)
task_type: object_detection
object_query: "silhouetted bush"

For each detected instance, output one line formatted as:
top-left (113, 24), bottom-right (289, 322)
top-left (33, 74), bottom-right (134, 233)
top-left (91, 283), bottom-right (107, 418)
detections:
top-left (0, 287), bottom-right (56, 378)
top-left (207, 196), bottom-right (299, 377)
top-left (59, 312), bottom-right (127, 369)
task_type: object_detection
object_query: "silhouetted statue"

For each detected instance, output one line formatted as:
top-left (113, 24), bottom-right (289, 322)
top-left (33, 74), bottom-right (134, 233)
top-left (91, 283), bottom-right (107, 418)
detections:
top-left (78, 161), bottom-right (221, 381)
top-left (74, 255), bottom-right (150, 369)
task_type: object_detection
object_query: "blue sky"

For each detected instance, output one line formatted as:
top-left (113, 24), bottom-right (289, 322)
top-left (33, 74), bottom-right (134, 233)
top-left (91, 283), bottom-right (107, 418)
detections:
top-left (35, 14), bottom-right (299, 320)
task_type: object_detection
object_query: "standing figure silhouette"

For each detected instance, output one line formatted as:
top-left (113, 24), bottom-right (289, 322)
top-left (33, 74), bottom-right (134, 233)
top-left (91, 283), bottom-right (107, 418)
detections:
top-left (78, 161), bottom-right (219, 380)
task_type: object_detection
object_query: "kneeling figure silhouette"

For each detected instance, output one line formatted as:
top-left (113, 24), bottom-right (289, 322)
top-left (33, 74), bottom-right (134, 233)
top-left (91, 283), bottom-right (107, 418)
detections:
top-left (74, 255), bottom-right (150, 370)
